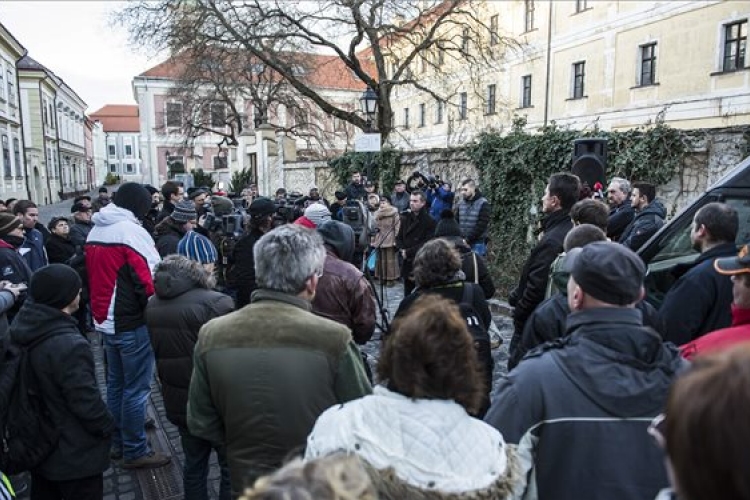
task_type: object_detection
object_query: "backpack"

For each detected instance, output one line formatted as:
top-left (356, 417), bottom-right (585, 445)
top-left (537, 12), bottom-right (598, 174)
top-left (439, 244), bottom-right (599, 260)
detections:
top-left (458, 283), bottom-right (494, 416)
top-left (0, 336), bottom-right (61, 474)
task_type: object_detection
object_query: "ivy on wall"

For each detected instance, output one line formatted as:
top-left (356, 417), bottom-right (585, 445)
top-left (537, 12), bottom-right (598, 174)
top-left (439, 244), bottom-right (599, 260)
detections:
top-left (328, 148), bottom-right (402, 194)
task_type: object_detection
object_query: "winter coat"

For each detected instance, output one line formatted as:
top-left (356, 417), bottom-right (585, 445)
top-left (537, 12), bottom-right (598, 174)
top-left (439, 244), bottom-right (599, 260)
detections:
top-left (619, 200), bottom-right (666, 251)
top-left (344, 182), bottom-right (367, 202)
top-left (607, 201), bottom-right (635, 241)
top-left (85, 204), bottom-right (160, 334)
top-left (312, 224), bottom-right (376, 345)
top-left (396, 209), bottom-right (436, 261)
top-left (0, 289), bottom-right (16, 349)
top-left (20, 227), bottom-right (48, 271)
top-left (45, 233), bottom-right (76, 264)
top-left (227, 227), bottom-right (265, 308)
top-left (10, 301), bottom-right (114, 481)
top-left (485, 307), bottom-right (686, 500)
top-left (69, 219), bottom-right (93, 251)
top-left (188, 289), bottom-right (372, 494)
top-left (154, 218), bottom-right (187, 257)
top-left (145, 259), bottom-right (234, 428)
top-left (428, 186), bottom-right (456, 222)
top-left (0, 239), bottom-right (32, 321)
top-left (156, 200), bottom-right (175, 224)
top-left (372, 206), bottom-right (400, 248)
top-left (456, 190), bottom-right (490, 245)
top-left (657, 242), bottom-right (736, 346)
top-left (681, 304), bottom-right (750, 359)
top-left (306, 386), bottom-right (522, 500)
top-left (451, 238), bottom-right (495, 299)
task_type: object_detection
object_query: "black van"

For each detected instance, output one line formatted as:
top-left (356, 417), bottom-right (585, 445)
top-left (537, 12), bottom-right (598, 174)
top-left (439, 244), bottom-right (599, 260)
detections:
top-left (639, 155), bottom-right (750, 308)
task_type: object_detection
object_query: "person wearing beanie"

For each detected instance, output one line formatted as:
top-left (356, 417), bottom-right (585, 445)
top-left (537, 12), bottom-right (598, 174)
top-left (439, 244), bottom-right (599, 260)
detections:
top-left (296, 203), bottom-right (331, 229)
top-left (0, 213), bottom-right (32, 322)
top-left (330, 191), bottom-right (347, 221)
top-left (145, 255), bottom-right (234, 499)
top-left (434, 209), bottom-right (495, 300)
top-left (85, 183), bottom-right (169, 470)
top-left (10, 264), bottom-right (114, 499)
top-left (178, 231), bottom-right (218, 269)
top-left (154, 200), bottom-right (197, 257)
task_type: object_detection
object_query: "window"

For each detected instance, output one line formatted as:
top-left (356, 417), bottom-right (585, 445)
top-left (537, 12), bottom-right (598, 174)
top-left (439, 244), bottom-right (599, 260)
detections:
top-left (403, 108), bottom-right (410, 129)
top-left (639, 43), bottom-right (657, 86)
top-left (419, 103), bottom-right (426, 127)
top-left (0, 67), bottom-right (4, 101)
top-left (13, 138), bottom-right (21, 177)
top-left (435, 99), bottom-right (444, 124)
top-left (723, 20), bottom-right (747, 72)
top-left (459, 92), bottom-right (468, 120)
top-left (572, 61), bottom-right (586, 99)
top-left (575, 0), bottom-right (588, 13)
top-left (166, 102), bottom-right (182, 128)
top-left (213, 155), bottom-right (228, 169)
top-left (124, 163), bottom-right (135, 174)
top-left (211, 103), bottom-right (227, 128)
top-left (49, 104), bottom-right (55, 129)
top-left (521, 75), bottom-right (532, 108)
top-left (6, 69), bottom-right (14, 105)
top-left (486, 84), bottom-right (496, 115)
top-left (109, 163), bottom-right (117, 173)
top-left (125, 144), bottom-right (133, 157)
top-left (490, 15), bottom-right (499, 46)
top-left (524, 0), bottom-right (535, 32)
top-left (462, 27), bottom-right (470, 53)
top-left (2, 136), bottom-right (9, 178)
top-left (108, 144), bottom-right (116, 157)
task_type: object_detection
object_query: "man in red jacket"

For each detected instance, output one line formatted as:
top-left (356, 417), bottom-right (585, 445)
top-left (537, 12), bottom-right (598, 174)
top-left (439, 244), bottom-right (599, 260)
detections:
top-left (681, 244), bottom-right (750, 359)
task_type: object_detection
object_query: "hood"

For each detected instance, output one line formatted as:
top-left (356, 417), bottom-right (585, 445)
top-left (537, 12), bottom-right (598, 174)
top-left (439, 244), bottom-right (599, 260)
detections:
top-left (317, 220), bottom-right (355, 263)
top-left (153, 257), bottom-right (212, 299)
top-left (92, 203), bottom-right (140, 227)
top-left (10, 301), bottom-right (78, 347)
top-left (558, 308), bottom-right (686, 416)
top-left (638, 199), bottom-right (667, 218)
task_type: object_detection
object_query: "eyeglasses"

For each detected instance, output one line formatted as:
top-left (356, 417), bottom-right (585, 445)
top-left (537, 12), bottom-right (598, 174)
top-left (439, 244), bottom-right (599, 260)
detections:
top-left (647, 413), bottom-right (666, 449)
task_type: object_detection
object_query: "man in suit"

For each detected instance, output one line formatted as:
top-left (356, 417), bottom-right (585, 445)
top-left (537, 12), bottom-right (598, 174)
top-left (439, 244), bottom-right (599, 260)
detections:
top-left (396, 191), bottom-right (436, 296)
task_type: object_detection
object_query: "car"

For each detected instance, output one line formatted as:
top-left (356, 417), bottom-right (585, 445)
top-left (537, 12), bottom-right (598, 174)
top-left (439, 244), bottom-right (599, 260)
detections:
top-left (639, 155), bottom-right (750, 308)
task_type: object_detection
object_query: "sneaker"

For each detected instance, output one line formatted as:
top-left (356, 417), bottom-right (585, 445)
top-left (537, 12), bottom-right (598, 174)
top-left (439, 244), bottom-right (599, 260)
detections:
top-left (122, 451), bottom-right (171, 469)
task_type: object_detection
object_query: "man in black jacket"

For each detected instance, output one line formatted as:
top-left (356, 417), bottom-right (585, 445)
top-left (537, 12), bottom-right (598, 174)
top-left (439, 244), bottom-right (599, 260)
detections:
top-left (657, 202), bottom-right (738, 345)
top-left (156, 181), bottom-right (185, 223)
top-left (45, 217), bottom-right (76, 264)
top-left (486, 242), bottom-right (685, 500)
top-left (69, 200), bottom-right (94, 251)
top-left (508, 172), bottom-right (579, 363)
top-left (11, 264), bottom-right (114, 499)
top-left (619, 182), bottom-right (666, 251)
top-left (344, 171), bottom-right (366, 202)
top-left (396, 191), bottom-right (436, 296)
top-left (606, 176), bottom-right (635, 241)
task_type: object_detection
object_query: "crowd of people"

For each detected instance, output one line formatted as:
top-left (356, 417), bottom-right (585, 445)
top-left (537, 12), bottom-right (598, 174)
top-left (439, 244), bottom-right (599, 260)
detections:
top-left (0, 168), bottom-right (749, 500)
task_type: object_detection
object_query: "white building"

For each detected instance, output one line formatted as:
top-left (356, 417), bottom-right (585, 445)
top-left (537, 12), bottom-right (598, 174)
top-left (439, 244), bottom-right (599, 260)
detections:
top-left (0, 23), bottom-right (28, 202)
top-left (89, 105), bottom-right (143, 184)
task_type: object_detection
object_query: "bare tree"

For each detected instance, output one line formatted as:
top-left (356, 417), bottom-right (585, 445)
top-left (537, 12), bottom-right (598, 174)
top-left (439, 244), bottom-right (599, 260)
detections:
top-left (116, 0), bottom-right (518, 144)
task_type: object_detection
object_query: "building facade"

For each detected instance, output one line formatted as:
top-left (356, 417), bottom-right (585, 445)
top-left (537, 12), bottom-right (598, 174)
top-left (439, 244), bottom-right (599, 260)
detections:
top-left (0, 23), bottom-right (28, 203)
top-left (388, 0), bottom-right (750, 149)
top-left (89, 105), bottom-right (143, 184)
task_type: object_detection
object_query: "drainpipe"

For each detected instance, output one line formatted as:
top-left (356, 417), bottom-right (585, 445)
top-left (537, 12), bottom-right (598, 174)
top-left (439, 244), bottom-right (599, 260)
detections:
top-left (543, 0), bottom-right (553, 127)
top-left (14, 51), bottom-right (32, 200)
top-left (52, 94), bottom-right (63, 201)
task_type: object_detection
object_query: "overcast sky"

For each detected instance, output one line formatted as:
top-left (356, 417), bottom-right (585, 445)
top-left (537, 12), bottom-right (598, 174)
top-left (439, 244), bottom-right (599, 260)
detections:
top-left (0, 1), bottom-right (162, 113)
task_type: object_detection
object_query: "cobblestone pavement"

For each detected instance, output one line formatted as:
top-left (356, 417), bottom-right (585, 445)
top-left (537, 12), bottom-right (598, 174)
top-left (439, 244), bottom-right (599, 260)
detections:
top-left (37, 188), bottom-right (106, 224)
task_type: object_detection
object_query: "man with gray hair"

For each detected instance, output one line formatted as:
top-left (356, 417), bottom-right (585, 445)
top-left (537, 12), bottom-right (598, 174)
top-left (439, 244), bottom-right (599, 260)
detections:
top-left (606, 177), bottom-right (635, 241)
top-left (187, 224), bottom-right (372, 496)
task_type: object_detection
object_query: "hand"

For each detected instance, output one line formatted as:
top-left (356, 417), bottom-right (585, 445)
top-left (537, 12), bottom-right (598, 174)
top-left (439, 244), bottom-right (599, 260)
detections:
top-left (400, 249), bottom-right (407, 259)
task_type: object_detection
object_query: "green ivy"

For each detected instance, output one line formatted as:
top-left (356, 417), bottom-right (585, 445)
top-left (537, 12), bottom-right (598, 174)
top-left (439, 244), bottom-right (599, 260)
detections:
top-left (328, 148), bottom-right (402, 193)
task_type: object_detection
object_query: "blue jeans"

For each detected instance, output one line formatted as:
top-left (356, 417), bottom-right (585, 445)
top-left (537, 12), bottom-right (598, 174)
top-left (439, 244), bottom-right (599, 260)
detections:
top-left (103, 325), bottom-right (154, 460)
top-left (179, 428), bottom-right (231, 500)
top-left (472, 242), bottom-right (487, 257)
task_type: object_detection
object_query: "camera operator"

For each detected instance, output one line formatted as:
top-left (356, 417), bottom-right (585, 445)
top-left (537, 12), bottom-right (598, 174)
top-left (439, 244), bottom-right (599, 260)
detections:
top-left (201, 195), bottom-right (240, 292)
top-left (227, 197), bottom-right (276, 308)
top-left (427, 178), bottom-right (455, 222)
top-left (406, 171), bottom-right (430, 194)
top-left (296, 187), bottom-right (330, 210)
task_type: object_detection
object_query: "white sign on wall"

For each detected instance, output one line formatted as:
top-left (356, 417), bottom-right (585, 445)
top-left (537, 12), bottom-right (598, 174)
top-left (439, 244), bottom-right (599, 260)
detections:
top-left (354, 133), bottom-right (381, 153)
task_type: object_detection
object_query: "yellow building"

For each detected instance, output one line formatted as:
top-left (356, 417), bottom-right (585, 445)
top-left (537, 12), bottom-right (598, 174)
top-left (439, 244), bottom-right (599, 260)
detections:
top-left (388, 0), bottom-right (749, 150)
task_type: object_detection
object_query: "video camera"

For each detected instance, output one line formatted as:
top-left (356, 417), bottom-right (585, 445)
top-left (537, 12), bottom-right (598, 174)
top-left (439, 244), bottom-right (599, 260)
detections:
top-left (341, 200), bottom-right (369, 252)
top-left (272, 192), bottom-right (304, 226)
top-left (202, 201), bottom-right (245, 237)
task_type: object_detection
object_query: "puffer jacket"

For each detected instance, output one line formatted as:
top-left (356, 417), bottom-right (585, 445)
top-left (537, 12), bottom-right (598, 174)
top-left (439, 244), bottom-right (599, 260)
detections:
top-left (188, 289), bottom-right (372, 494)
top-left (306, 386), bottom-right (522, 500)
top-left (10, 301), bottom-right (114, 481)
top-left (20, 227), bottom-right (48, 271)
top-left (154, 218), bottom-right (187, 257)
top-left (145, 259), bottom-right (234, 428)
top-left (313, 222), bottom-right (376, 345)
top-left (619, 199), bottom-right (666, 251)
top-left (69, 219), bottom-right (93, 251)
top-left (372, 205), bottom-right (400, 248)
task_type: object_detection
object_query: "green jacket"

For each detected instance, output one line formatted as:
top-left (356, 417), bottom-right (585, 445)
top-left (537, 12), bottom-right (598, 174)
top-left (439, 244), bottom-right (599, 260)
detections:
top-left (187, 289), bottom-right (372, 494)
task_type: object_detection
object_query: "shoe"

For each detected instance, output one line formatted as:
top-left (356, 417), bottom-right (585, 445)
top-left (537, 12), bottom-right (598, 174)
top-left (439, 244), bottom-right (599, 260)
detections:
top-left (110, 448), bottom-right (123, 461)
top-left (490, 332), bottom-right (502, 350)
top-left (122, 451), bottom-right (171, 469)
top-left (145, 416), bottom-right (156, 429)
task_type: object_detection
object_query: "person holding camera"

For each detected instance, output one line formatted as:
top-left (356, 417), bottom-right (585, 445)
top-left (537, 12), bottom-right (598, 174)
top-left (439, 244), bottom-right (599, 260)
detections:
top-left (427, 179), bottom-right (455, 222)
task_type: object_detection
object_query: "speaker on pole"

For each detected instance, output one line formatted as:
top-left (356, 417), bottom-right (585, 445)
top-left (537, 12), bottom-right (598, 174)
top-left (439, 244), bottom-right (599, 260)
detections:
top-left (571, 138), bottom-right (607, 190)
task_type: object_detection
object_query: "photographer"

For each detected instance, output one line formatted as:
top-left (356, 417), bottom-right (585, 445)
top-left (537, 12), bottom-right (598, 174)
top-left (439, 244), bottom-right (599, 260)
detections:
top-left (427, 179), bottom-right (455, 222)
top-left (202, 195), bottom-right (241, 292)
top-left (227, 197), bottom-right (276, 308)
top-left (406, 171), bottom-right (430, 194)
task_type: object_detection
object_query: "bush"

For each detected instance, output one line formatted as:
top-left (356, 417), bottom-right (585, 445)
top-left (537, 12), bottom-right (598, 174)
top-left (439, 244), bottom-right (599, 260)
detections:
top-left (228, 168), bottom-right (254, 195)
top-left (104, 173), bottom-right (120, 186)
top-left (191, 168), bottom-right (216, 190)
top-left (328, 148), bottom-right (402, 193)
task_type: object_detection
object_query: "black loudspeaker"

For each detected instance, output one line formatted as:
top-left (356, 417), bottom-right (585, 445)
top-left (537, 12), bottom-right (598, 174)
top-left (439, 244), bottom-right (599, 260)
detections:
top-left (571, 138), bottom-right (607, 189)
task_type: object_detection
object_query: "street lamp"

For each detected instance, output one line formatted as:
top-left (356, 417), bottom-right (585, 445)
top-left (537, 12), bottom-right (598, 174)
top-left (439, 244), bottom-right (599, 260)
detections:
top-left (359, 86), bottom-right (378, 132)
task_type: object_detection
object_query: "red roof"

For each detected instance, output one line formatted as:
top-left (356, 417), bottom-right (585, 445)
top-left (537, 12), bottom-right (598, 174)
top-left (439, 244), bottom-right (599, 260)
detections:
top-left (89, 105), bottom-right (140, 133)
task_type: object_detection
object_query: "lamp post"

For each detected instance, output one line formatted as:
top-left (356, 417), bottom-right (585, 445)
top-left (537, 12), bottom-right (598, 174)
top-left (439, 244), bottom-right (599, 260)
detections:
top-left (359, 87), bottom-right (379, 184)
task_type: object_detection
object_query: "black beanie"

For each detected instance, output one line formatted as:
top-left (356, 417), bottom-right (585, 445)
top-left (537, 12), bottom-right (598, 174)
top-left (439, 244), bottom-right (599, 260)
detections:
top-left (114, 182), bottom-right (152, 219)
top-left (30, 264), bottom-right (82, 309)
top-left (434, 209), bottom-right (462, 238)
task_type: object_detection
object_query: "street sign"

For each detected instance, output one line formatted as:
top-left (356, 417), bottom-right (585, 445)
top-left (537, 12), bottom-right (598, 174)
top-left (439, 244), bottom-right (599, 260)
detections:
top-left (355, 133), bottom-right (381, 152)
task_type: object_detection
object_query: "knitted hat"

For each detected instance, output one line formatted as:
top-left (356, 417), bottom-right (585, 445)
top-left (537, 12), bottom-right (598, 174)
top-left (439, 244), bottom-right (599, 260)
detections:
top-left (304, 203), bottom-right (331, 227)
top-left (0, 213), bottom-right (22, 236)
top-left (171, 200), bottom-right (197, 223)
top-left (30, 264), bottom-right (82, 309)
top-left (177, 231), bottom-right (218, 264)
top-left (114, 182), bottom-right (151, 219)
top-left (249, 197), bottom-right (276, 217)
top-left (434, 209), bottom-right (462, 238)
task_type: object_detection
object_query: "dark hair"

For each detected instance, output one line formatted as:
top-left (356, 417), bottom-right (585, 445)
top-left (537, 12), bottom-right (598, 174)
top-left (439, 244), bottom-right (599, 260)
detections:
top-left (563, 224), bottom-right (607, 252)
top-left (665, 345), bottom-right (750, 500)
top-left (161, 181), bottom-right (181, 199)
top-left (632, 182), bottom-right (656, 203)
top-left (276, 188), bottom-right (287, 196)
top-left (380, 194), bottom-right (392, 205)
top-left (413, 238), bottom-right (461, 288)
top-left (409, 191), bottom-right (427, 203)
top-left (379, 295), bottom-right (484, 414)
top-left (548, 173), bottom-right (581, 210)
top-left (694, 202), bottom-right (738, 244)
top-left (13, 199), bottom-right (37, 216)
top-left (570, 199), bottom-right (609, 231)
